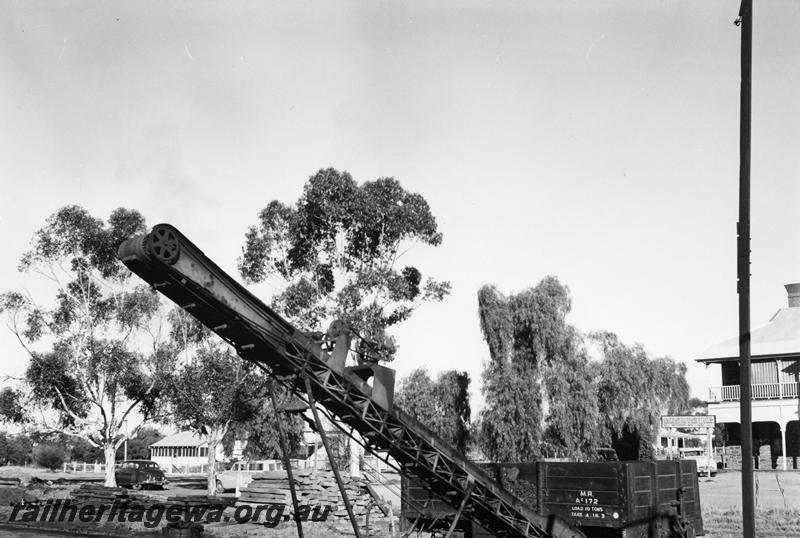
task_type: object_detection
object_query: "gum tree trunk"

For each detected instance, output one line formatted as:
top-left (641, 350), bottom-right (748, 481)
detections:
top-left (206, 426), bottom-right (227, 496)
top-left (207, 436), bottom-right (218, 496)
top-left (104, 443), bottom-right (117, 487)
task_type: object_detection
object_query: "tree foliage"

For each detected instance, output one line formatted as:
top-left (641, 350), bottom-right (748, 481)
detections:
top-left (396, 368), bottom-right (471, 454)
top-left (0, 432), bottom-right (34, 465)
top-left (478, 360), bottom-right (543, 462)
top-left (68, 436), bottom-right (104, 462)
top-left (0, 387), bottom-right (27, 425)
top-left (167, 345), bottom-right (258, 436)
top-left (541, 333), bottom-right (601, 459)
top-left (0, 205), bottom-right (168, 486)
top-left (166, 319), bottom-right (254, 494)
top-left (591, 331), bottom-right (691, 460)
top-left (238, 168), bottom-right (450, 360)
top-left (165, 308), bottom-right (303, 493)
top-left (222, 390), bottom-right (305, 461)
top-left (476, 277), bottom-right (600, 462)
top-left (121, 426), bottom-right (164, 461)
top-left (33, 444), bottom-right (66, 471)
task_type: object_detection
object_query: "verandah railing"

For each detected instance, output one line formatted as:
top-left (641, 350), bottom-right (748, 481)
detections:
top-left (708, 382), bottom-right (799, 402)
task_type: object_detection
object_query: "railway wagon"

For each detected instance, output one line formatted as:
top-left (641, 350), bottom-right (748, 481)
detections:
top-left (402, 460), bottom-right (703, 538)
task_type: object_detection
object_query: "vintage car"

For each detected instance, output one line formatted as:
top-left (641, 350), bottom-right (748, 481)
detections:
top-left (115, 460), bottom-right (168, 489)
top-left (595, 447), bottom-right (619, 461)
top-left (679, 447), bottom-right (719, 476)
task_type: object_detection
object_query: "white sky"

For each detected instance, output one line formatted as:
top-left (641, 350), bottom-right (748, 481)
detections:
top-left (1, 1), bottom-right (798, 411)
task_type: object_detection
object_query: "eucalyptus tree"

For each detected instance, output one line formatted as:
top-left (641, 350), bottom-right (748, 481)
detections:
top-left (0, 206), bottom-right (168, 486)
top-left (166, 308), bottom-right (303, 494)
top-left (238, 168), bottom-right (450, 361)
top-left (239, 169), bottom-right (451, 476)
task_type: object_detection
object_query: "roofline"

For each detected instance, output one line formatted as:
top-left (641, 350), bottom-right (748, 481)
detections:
top-left (696, 351), bottom-right (800, 364)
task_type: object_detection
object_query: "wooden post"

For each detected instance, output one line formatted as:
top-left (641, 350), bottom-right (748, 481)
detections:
top-left (736, 1), bottom-right (755, 536)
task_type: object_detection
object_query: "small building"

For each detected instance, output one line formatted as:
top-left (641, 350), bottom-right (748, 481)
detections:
top-left (149, 431), bottom-right (238, 473)
top-left (696, 283), bottom-right (800, 470)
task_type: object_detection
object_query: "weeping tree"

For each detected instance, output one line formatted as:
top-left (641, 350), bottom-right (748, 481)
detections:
top-left (396, 368), bottom-right (471, 454)
top-left (238, 168), bottom-right (450, 361)
top-left (591, 331), bottom-right (690, 460)
top-left (476, 277), bottom-right (600, 462)
top-left (0, 206), bottom-right (168, 486)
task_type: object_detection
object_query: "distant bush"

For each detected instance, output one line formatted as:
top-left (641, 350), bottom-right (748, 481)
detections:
top-left (69, 437), bottom-right (103, 462)
top-left (32, 444), bottom-right (65, 471)
top-left (0, 432), bottom-right (33, 466)
top-left (117, 426), bottom-right (164, 461)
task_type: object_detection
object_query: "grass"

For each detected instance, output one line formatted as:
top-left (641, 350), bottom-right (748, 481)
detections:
top-left (698, 471), bottom-right (800, 537)
top-left (702, 507), bottom-right (800, 538)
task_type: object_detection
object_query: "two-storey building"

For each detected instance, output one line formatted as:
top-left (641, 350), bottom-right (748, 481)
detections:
top-left (696, 283), bottom-right (800, 470)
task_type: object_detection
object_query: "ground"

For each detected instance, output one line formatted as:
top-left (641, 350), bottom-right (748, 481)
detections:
top-left (698, 471), bottom-right (800, 538)
top-left (0, 467), bottom-right (798, 536)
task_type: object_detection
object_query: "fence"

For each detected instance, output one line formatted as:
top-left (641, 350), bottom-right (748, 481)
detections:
top-left (61, 462), bottom-right (107, 474)
top-left (61, 450), bottom-right (389, 476)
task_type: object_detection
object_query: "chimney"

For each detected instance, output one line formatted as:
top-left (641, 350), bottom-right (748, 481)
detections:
top-left (785, 283), bottom-right (800, 308)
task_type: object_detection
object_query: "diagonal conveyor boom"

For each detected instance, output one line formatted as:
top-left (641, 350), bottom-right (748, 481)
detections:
top-left (118, 223), bottom-right (585, 538)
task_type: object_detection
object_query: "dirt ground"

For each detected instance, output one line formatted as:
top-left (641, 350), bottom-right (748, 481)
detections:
top-left (0, 467), bottom-right (799, 536)
top-left (0, 467), bottom-right (395, 537)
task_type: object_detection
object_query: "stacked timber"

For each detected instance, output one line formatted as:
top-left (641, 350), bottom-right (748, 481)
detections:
top-left (164, 494), bottom-right (232, 511)
top-left (237, 469), bottom-right (380, 519)
top-left (70, 484), bottom-right (130, 507)
top-left (69, 486), bottom-right (235, 524)
top-left (722, 445), bottom-right (742, 469)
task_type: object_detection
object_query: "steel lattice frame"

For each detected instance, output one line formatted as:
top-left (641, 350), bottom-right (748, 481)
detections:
top-left (117, 224), bottom-right (583, 538)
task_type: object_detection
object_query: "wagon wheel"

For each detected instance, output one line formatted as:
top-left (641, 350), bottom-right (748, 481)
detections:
top-left (655, 515), bottom-right (695, 538)
top-left (132, 483), bottom-right (143, 491)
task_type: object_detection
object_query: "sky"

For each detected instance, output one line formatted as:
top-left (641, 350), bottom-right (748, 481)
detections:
top-left (1, 1), bottom-right (799, 412)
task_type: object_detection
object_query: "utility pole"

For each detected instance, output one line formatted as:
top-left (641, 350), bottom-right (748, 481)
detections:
top-left (736, 1), bottom-right (755, 537)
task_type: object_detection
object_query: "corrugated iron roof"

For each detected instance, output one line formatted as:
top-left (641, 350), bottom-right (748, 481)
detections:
top-left (697, 307), bottom-right (800, 363)
top-left (150, 431), bottom-right (208, 447)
